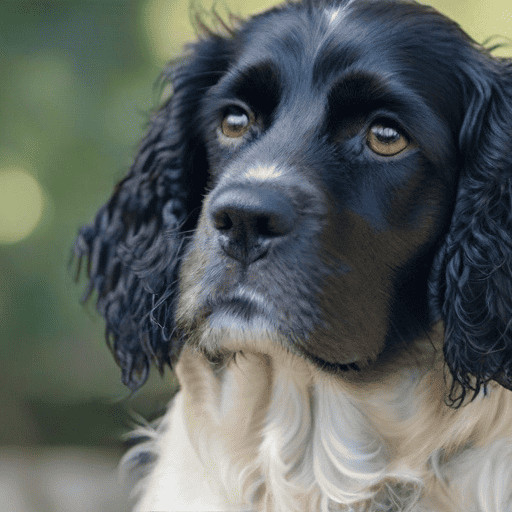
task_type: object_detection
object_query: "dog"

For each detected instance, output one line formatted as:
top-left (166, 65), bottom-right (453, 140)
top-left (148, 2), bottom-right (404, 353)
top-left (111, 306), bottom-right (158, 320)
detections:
top-left (74, 0), bottom-right (512, 510)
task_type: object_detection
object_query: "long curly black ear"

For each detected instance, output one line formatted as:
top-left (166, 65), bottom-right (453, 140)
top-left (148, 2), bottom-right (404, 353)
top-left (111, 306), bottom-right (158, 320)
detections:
top-left (431, 53), bottom-right (512, 405)
top-left (74, 34), bottom-right (234, 390)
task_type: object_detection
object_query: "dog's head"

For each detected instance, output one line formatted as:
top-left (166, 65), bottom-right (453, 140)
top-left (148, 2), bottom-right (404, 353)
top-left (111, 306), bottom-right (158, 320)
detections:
top-left (75, 0), bottom-right (512, 405)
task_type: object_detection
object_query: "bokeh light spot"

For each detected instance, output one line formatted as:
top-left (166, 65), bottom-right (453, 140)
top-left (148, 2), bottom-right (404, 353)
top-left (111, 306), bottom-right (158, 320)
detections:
top-left (0, 168), bottom-right (45, 244)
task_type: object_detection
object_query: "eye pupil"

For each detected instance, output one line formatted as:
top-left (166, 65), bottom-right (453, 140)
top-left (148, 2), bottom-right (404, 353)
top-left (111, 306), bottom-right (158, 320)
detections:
top-left (221, 108), bottom-right (251, 138)
top-left (367, 122), bottom-right (409, 156)
top-left (372, 126), bottom-right (399, 144)
top-left (227, 114), bottom-right (248, 131)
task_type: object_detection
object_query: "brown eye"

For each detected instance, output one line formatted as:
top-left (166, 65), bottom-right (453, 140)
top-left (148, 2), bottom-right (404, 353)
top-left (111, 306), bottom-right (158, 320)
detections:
top-left (221, 107), bottom-right (252, 138)
top-left (367, 122), bottom-right (409, 156)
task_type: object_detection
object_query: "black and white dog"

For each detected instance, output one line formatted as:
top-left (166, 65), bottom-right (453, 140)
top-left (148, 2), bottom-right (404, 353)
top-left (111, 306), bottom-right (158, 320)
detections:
top-left (75, 0), bottom-right (512, 510)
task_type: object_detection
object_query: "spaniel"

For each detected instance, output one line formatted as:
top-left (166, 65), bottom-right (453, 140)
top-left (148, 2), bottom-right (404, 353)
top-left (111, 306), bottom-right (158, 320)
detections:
top-left (74, 0), bottom-right (512, 510)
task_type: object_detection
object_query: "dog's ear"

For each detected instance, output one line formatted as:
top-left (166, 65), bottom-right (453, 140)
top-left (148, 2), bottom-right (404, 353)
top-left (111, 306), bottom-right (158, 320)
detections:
top-left (430, 52), bottom-right (512, 405)
top-left (74, 35), bottom-right (233, 390)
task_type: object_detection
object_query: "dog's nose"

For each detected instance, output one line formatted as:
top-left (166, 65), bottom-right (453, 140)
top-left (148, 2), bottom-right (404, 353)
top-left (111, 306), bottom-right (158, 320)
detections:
top-left (210, 185), bottom-right (296, 264)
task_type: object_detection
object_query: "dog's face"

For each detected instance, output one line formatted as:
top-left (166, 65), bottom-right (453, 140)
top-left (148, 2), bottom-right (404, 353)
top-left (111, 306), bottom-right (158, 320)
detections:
top-left (75, 0), bottom-right (512, 404)
top-left (176, 3), bottom-right (461, 370)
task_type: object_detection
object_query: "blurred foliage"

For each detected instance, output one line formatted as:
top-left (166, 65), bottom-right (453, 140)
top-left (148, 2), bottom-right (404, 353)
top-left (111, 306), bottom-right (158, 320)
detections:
top-left (0, 0), bottom-right (510, 447)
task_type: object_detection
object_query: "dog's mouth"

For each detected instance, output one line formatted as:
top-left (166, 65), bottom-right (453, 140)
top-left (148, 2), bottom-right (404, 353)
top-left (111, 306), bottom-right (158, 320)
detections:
top-left (187, 287), bottom-right (368, 374)
top-left (205, 288), bottom-right (277, 330)
top-left (210, 297), bottom-right (261, 320)
top-left (179, 286), bottom-right (289, 359)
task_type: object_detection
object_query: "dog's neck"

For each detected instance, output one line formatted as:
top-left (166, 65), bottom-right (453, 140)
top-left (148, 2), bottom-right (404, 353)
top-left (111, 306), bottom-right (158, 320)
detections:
top-left (174, 325), bottom-right (507, 511)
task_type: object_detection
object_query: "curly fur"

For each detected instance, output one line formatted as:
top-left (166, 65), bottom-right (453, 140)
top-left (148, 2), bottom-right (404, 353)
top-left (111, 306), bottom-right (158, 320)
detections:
top-left (429, 54), bottom-right (512, 404)
top-left (75, 0), bottom-right (512, 510)
top-left (74, 36), bottom-right (232, 387)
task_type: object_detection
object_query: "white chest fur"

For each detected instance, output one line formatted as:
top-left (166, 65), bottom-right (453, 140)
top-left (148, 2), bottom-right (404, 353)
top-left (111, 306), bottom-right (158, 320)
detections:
top-left (130, 334), bottom-right (512, 512)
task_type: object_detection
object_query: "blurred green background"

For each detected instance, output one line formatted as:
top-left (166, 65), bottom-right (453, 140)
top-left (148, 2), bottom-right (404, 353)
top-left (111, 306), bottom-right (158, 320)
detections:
top-left (0, 0), bottom-right (510, 509)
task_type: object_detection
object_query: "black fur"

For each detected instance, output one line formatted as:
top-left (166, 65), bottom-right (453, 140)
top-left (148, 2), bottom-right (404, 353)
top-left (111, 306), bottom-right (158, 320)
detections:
top-left (75, 0), bottom-right (512, 405)
top-left (74, 34), bottom-right (234, 388)
top-left (429, 52), bottom-right (512, 404)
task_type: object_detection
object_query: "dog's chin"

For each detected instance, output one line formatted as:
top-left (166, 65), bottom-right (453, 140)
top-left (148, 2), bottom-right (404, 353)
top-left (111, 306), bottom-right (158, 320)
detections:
top-left (185, 299), bottom-right (364, 373)
top-left (193, 301), bottom-right (288, 358)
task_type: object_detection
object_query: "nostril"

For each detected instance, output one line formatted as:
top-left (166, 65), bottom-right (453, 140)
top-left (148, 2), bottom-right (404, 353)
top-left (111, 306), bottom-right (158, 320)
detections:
top-left (210, 188), bottom-right (295, 237)
top-left (255, 213), bottom-right (287, 238)
top-left (213, 210), bottom-right (233, 232)
top-left (256, 215), bottom-right (273, 237)
top-left (209, 185), bottom-right (297, 263)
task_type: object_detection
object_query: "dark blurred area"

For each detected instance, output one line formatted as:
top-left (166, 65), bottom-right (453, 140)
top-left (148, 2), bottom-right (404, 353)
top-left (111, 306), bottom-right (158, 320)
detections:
top-left (0, 0), bottom-right (509, 510)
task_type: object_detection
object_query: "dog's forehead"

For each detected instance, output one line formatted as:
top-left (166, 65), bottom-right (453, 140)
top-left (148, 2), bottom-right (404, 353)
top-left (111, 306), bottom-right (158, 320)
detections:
top-left (233, 1), bottom-right (467, 124)
top-left (239, 5), bottom-right (365, 75)
top-left (239, 2), bottom-right (464, 80)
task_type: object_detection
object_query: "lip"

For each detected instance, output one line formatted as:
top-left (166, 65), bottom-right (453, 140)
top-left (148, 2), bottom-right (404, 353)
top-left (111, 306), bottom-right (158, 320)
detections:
top-left (205, 287), bottom-right (275, 326)
top-left (212, 296), bottom-right (261, 320)
top-left (212, 288), bottom-right (268, 312)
